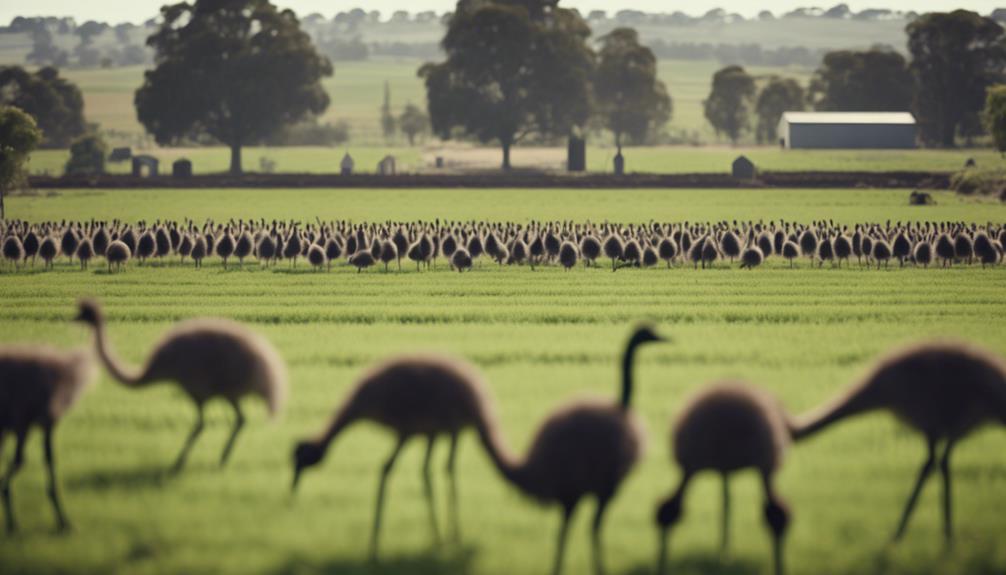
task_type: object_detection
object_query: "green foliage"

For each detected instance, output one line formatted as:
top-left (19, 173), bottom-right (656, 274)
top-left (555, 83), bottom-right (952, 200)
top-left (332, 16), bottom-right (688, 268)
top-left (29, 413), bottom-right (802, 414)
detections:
top-left (704, 65), bottom-right (756, 144)
top-left (949, 168), bottom-right (1006, 196)
top-left (594, 28), bottom-right (672, 149)
top-left (420, 1), bottom-right (594, 170)
top-left (0, 105), bottom-right (41, 218)
top-left (983, 85), bottom-right (1006, 155)
top-left (63, 133), bottom-right (107, 176)
top-left (808, 48), bottom-right (912, 112)
top-left (755, 77), bottom-right (805, 144)
top-left (135, 0), bottom-right (333, 174)
top-left (909, 10), bottom-right (1006, 147)
top-left (0, 66), bottom-right (85, 148)
top-left (398, 103), bottom-right (429, 146)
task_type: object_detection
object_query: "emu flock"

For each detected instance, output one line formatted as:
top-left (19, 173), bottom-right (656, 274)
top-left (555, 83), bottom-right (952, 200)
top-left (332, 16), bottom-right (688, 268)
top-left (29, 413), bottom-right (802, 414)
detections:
top-left (3, 300), bottom-right (1006, 575)
top-left (2, 218), bottom-right (1005, 273)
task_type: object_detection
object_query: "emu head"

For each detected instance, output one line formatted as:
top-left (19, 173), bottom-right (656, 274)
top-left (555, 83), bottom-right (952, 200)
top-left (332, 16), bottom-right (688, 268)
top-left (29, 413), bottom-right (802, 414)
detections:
top-left (73, 298), bottom-right (103, 327)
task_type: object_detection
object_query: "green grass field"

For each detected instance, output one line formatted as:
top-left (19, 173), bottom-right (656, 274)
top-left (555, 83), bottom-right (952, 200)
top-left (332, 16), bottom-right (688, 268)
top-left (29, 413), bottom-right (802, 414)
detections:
top-left (1, 187), bottom-right (1006, 575)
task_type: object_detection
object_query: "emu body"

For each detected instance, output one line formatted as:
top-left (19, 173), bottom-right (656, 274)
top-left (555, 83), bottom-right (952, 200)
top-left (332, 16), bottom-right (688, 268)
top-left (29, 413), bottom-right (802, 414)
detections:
top-left (794, 341), bottom-right (1006, 544)
top-left (75, 299), bottom-right (286, 472)
top-left (0, 347), bottom-right (94, 532)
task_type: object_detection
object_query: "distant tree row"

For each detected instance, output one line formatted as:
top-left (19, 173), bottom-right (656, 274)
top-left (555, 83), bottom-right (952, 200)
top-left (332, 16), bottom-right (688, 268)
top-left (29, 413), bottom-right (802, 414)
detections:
top-left (704, 10), bottom-right (1006, 147)
top-left (421, 1), bottom-right (670, 170)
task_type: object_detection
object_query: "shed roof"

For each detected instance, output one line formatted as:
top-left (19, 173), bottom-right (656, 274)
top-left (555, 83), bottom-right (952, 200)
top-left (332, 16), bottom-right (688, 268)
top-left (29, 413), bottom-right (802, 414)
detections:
top-left (781, 112), bottom-right (916, 125)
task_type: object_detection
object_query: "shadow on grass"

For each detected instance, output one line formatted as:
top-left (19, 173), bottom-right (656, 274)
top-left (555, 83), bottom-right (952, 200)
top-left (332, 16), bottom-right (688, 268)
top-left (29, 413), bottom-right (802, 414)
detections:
top-left (624, 553), bottom-right (763, 575)
top-left (271, 547), bottom-right (477, 575)
top-left (66, 465), bottom-right (173, 492)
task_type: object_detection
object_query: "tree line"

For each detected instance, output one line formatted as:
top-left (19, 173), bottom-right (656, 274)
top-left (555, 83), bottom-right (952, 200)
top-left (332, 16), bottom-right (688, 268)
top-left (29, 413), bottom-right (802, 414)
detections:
top-left (704, 11), bottom-right (1006, 148)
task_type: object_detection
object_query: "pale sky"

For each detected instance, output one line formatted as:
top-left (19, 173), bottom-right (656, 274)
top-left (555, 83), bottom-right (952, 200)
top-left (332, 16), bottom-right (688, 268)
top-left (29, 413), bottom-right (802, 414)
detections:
top-left (2, 1), bottom-right (1001, 24)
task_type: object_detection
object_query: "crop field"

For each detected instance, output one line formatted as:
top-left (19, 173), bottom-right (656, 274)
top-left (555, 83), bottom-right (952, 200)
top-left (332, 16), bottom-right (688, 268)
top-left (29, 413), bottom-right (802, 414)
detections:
top-left (1, 188), bottom-right (1006, 575)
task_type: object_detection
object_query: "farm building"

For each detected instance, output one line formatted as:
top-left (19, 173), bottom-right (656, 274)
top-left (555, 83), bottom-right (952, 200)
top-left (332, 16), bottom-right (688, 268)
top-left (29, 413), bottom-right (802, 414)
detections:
top-left (778, 112), bottom-right (917, 149)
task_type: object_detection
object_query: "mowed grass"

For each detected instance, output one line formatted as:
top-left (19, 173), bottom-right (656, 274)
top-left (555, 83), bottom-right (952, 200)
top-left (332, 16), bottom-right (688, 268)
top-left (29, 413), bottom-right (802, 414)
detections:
top-left (1, 188), bottom-right (1006, 575)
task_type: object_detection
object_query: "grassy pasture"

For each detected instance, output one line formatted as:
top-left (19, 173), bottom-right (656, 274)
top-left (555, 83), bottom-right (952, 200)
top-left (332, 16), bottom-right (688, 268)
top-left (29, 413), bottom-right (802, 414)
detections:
top-left (1, 187), bottom-right (1006, 575)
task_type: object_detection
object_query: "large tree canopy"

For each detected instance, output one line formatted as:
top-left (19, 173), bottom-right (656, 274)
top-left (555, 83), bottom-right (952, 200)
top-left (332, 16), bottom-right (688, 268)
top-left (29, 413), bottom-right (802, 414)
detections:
top-left (808, 49), bottom-right (913, 112)
top-left (0, 106), bottom-right (42, 220)
top-left (704, 65), bottom-right (755, 145)
top-left (756, 77), bottom-right (805, 144)
top-left (420, 0), bottom-right (594, 170)
top-left (0, 66), bottom-right (85, 148)
top-left (908, 10), bottom-right (1006, 147)
top-left (135, 0), bottom-right (333, 174)
top-left (594, 27), bottom-right (672, 151)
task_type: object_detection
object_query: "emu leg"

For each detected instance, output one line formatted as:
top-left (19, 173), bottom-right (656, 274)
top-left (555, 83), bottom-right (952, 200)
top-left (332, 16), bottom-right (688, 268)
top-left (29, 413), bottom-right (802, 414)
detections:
top-left (171, 405), bottom-right (205, 474)
top-left (43, 425), bottom-right (70, 531)
top-left (721, 473), bottom-right (731, 554)
top-left (446, 431), bottom-right (460, 542)
top-left (657, 473), bottom-right (692, 575)
top-left (421, 436), bottom-right (441, 545)
top-left (370, 436), bottom-right (406, 562)
top-left (1, 429), bottom-right (27, 533)
top-left (551, 502), bottom-right (577, 575)
top-left (940, 440), bottom-right (956, 545)
top-left (591, 496), bottom-right (612, 575)
top-left (762, 472), bottom-right (790, 575)
top-left (893, 439), bottom-right (937, 542)
top-left (219, 401), bottom-right (245, 467)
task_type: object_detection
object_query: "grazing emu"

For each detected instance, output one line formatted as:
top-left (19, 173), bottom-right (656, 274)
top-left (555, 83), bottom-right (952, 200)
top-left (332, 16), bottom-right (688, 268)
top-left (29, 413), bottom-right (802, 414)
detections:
top-left (658, 237), bottom-right (678, 268)
top-left (0, 346), bottom-right (95, 533)
top-left (191, 236), bottom-right (207, 268)
top-left (39, 236), bottom-right (58, 270)
top-left (740, 245), bottom-right (764, 270)
top-left (782, 241), bottom-right (799, 268)
top-left (480, 326), bottom-right (663, 575)
top-left (580, 235), bottom-right (602, 267)
top-left (657, 383), bottom-right (792, 575)
top-left (451, 248), bottom-right (473, 273)
top-left (833, 235), bottom-right (852, 267)
top-left (2, 235), bottom-right (24, 271)
top-left (872, 239), bottom-right (892, 269)
top-left (602, 234), bottom-right (623, 272)
top-left (307, 244), bottom-right (326, 271)
top-left (74, 299), bottom-right (286, 472)
top-left (349, 250), bottom-right (376, 273)
top-left (913, 241), bottom-right (933, 268)
top-left (293, 355), bottom-right (495, 558)
top-left (75, 238), bottom-right (94, 270)
top-left (105, 240), bottom-right (130, 272)
top-left (559, 241), bottom-right (578, 270)
top-left (793, 341), bottom-right (1006, 544)
top-left (935, 234), bottom-right (956, 267)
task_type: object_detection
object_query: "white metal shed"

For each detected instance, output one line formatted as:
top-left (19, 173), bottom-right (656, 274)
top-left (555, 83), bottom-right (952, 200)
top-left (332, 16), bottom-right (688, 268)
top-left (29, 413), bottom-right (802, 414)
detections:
top-left (778, 112), bottom-right (917, 149)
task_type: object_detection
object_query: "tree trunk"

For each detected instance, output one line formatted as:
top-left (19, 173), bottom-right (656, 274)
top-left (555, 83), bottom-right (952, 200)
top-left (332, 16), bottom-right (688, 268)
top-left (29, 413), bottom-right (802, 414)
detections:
top-left (229, 143), bottom-right (243, 175)
top-left (0, 187), bottom-right (5, 221)
top-left (501, 141), bottom-right (512, 171)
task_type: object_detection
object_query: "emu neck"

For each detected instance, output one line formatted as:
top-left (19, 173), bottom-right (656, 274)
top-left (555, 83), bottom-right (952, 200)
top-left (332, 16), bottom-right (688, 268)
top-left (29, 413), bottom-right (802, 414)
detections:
top-left (92, 319), bottom-right (144, 386)
top-left (621, 341), bottom-right (638, 408)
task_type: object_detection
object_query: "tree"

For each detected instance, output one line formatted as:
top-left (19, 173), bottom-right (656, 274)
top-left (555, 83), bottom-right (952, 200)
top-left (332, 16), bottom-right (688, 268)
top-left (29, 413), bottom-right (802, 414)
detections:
top-left (419, 0), bottom-right (594, 170)
top-left (704, 65), bottom-right (755, 144)
top-left (380, 80), bottom-right (396, 140)
top-left (594, 28), bottom-right (672, 152)
top-left (64, 134), bottom-right (107, 175)
top-left (399, 103), bottom-right (428, 145)
top-left (984, 85), bottom-right (1006, 155)
top-left (808, 49), bottom-right (912, 112)
top-left (756, 77), bottom-right (805, 144)
top-left (0, 66), bottom-right (85, 148)
top-left (135, 0), bottom-right (333, 175)
top-left (908, 10), bottom-right (1006, 147)
top-left (0, 107), bottom-right (41, 220)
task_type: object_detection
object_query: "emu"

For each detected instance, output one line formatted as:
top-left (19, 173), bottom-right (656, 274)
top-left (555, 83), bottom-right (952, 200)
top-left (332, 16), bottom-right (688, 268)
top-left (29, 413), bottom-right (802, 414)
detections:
top-left (74, 299), bottom-right (286, 472)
